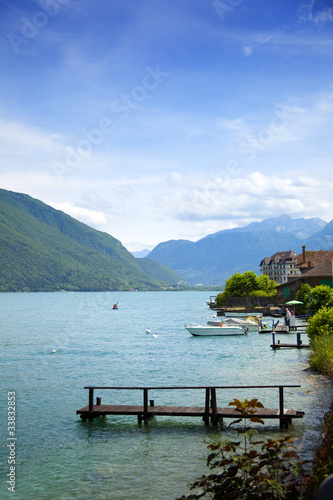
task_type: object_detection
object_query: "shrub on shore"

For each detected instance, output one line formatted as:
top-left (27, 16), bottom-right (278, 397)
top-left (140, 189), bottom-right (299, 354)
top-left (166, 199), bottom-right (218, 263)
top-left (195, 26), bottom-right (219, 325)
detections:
top-left (307, 307), bottom-right (333, 376)
top-left (302, 404), bottom-right (333, 498)
top-left (178, 398), bottom-right (309, 500)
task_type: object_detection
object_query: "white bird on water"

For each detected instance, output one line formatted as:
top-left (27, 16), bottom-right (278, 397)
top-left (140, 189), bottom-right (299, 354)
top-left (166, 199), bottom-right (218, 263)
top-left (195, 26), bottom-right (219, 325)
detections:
top-left (146, 329), bottom-right (151, 334)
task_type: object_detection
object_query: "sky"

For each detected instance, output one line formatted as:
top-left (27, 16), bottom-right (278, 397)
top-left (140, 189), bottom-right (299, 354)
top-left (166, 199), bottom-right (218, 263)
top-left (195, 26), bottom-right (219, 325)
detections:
top-left (1, 0), bottom-right (333, 252)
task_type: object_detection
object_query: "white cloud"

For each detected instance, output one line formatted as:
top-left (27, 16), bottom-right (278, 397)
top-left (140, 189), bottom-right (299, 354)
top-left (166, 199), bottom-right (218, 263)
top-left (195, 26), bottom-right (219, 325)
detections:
top-left (48, 201), bottom-right (108, 229)
top-left (0, 119), bottom-right (62, 153)
top-left (298, 1), bottom-right (333, 24)
top-left (243, 45), bottom-right (253, 56)
top-left (161, 171), bottom-right (333, 225)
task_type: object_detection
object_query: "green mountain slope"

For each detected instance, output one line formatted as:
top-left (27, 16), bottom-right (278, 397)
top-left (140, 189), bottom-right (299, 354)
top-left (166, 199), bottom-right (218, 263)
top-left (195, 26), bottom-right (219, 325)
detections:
top-left (136, 258), bottom-right (186, 284)
top-left (0, 189), bottom-right (185, 292)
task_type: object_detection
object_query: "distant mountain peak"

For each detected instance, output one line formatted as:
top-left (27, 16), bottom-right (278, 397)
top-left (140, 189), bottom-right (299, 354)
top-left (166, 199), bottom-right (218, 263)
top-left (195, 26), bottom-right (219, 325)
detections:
top-left (203, 214), bottom-right (327, 240)
top-left (240, 214), bottom-right (327, 238)
top-left (147, 214), bottom-right (332, 285)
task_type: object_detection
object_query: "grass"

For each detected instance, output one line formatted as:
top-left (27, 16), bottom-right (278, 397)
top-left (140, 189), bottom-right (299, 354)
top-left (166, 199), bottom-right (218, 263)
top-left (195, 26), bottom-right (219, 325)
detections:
top-left (302, 311), bottom-right (333, 497)
top-left (309, 334), bottom-right (333, 377)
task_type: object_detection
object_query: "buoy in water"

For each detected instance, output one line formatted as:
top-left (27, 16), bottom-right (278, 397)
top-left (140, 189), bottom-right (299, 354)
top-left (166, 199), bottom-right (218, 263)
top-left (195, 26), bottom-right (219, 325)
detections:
top-left (51, 350), bottom-right (56, 353)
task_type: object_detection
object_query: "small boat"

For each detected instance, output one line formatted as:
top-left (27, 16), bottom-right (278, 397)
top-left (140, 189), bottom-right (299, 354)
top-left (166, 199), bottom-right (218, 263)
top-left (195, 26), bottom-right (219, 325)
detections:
top-left (185, 324), bottom-right (246, 336)
top-left (207, 317), bottom-right (260, 331)
top-left (205, 299), bottom-right (217, 307)
top-left (112, 303), bottom-right (118, 310)
top-left (224, 311), bottom-right (262, 318)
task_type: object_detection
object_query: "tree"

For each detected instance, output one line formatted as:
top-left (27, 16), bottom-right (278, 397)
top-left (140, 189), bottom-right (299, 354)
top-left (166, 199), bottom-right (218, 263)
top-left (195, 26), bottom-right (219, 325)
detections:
top-left (310, 285), bottom-right (333, 313)
top-left (256, 274), bottom-right (276, 296)
top-left (295, 284), bottom-right (312, 315)
top-left (216, 271), bottom-right (276, 309)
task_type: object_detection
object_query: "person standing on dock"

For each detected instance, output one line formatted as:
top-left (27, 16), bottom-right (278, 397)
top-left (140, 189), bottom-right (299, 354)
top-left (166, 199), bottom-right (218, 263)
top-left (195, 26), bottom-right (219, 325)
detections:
top-left (285, 307), bottom-right (291, 329)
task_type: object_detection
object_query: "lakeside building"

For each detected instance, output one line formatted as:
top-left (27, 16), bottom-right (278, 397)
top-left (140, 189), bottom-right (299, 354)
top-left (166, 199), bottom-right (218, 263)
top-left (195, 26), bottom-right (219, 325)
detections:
top-left (259, 250), bottom-right (301, 284)
top-left (261, 246), bottom-right (333, 304)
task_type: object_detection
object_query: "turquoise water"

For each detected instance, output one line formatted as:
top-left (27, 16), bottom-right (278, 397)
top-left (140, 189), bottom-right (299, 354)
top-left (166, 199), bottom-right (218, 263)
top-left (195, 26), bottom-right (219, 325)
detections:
top-left (1, 291), bottom-right (332, 499)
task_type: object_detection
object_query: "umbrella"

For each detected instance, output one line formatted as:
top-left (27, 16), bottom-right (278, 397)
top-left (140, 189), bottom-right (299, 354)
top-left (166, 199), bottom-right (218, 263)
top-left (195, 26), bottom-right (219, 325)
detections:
top-left (285, 300), bottom-right (303, 314)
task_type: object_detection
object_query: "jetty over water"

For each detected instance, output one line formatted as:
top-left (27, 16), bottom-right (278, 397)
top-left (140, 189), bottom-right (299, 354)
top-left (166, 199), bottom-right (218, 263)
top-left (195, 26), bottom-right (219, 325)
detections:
top-left (271, 331), bottom-right (310, 350)
top-left (76, 385), bottom-right (304, 429)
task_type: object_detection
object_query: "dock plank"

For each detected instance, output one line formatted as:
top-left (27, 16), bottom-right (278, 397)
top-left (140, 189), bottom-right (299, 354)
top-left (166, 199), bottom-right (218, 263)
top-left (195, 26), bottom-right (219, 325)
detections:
top-left (76, 404), bottom-right (304, 420)
top-left (76, 385), bottom-right (304, 429)
top-left (271, 343), bottom-right (309, 349)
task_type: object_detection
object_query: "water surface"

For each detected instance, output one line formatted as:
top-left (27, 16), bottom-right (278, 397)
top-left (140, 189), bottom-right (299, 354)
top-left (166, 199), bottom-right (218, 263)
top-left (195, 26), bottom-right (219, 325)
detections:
top-left (0, 291), bottom-right (331, 499)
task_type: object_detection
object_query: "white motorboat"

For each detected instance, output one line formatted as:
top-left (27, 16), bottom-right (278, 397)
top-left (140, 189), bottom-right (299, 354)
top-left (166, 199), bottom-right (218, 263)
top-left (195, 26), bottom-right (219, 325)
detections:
top-left (224, 311), bottom-right (262, 318)
top-left (185, 324), bottom-right (246, 336)
top-left (207, 316), bottom-right (260, 331)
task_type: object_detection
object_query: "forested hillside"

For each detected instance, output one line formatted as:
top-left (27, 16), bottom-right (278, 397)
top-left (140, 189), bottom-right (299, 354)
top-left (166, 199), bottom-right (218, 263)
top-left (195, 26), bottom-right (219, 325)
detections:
top-left (0, 189), bottom-right (185, 292)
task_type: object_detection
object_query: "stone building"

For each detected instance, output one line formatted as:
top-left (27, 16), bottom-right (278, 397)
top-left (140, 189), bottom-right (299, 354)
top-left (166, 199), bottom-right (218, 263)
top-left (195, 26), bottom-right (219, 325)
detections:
top-left (260, 250), bottom-right (301, 284)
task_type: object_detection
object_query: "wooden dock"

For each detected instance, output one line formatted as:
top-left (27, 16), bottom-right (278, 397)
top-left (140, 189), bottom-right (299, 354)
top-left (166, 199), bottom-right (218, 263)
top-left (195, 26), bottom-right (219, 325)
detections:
top-left (271, 331), bottom-right (309, 350)
top-left (76, 385), bottom-right (305, 429)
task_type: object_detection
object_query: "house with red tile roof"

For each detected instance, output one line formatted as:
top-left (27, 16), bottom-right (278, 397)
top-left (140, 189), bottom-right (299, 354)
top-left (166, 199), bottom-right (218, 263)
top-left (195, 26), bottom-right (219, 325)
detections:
top-left (275, 246), bottom-right (333, 303)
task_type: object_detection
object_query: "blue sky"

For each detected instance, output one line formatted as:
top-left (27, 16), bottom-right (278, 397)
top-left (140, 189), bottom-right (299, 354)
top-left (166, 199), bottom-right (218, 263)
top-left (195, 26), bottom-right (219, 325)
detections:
top-left (1, 0), bottom-right (333, 251)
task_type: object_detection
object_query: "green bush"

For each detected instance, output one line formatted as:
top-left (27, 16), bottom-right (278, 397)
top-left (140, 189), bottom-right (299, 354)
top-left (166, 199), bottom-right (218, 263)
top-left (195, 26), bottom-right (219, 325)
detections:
top-left (306, 307), bottom-right (333, 344)
top-left (178, 398), bottom-right (309, 500)
top-left (309, 334), bottom-right (333, 376)
top-left (216, 292), bottom-right (226, 307)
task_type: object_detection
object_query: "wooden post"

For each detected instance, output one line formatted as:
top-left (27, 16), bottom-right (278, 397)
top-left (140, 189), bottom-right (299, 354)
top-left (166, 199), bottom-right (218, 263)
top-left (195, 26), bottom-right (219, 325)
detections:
top-left (88, 388), bottom-right (94, 419)
top-left (297, 332), bottom-right (301, 348)
top-left (204, 388), bottom-right (210, 425)
top-left (96, 397), bottom-right (101, 406)
top-left (211, 388), bottom-right (218, 426)
top-left (143, 388), bottom-right (148, 422)
top-left (279, 386), bottom-right (286, 429)
top-left (272, 331), bottom-right (275, 347)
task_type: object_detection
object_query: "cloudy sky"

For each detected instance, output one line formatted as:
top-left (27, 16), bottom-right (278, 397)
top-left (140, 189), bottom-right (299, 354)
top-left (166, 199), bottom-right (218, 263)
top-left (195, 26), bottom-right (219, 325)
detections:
top-left (1, 0), bottom-right (333, 251)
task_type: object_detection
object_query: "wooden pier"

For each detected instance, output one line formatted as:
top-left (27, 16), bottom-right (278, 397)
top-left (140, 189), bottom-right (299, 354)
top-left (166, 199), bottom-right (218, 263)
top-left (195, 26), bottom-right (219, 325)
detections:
top-left (271, 331), bottom-right (309, 350)
top-left (76, 385), bottom-right (304, 429)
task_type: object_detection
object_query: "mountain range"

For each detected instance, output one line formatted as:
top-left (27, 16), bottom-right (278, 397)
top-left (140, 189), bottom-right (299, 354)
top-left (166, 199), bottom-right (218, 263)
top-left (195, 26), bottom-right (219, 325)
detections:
top-left (147, 214), bottom-right (332, 285)
top-left (1, 188), bottom-right (332, 291)
top-left (0, 189), bottom-right (185, 292)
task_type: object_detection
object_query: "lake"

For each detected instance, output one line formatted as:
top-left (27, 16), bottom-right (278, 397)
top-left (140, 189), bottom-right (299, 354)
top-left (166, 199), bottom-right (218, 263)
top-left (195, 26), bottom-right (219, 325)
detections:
top-left (0, 291), bottom-right (331, 499)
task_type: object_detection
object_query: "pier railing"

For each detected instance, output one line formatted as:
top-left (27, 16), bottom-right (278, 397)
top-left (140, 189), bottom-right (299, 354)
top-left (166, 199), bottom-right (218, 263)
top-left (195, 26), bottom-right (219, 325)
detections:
top-left (78, 385), bottom-right (304, 429)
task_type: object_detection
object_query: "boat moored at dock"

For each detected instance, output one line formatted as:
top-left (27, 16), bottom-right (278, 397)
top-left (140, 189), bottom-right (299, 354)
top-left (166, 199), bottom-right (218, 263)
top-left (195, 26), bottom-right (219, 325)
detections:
top-left (208, 316), bottom-right (261, 331)
top-left (185, 324), bottom-right (246, 336)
